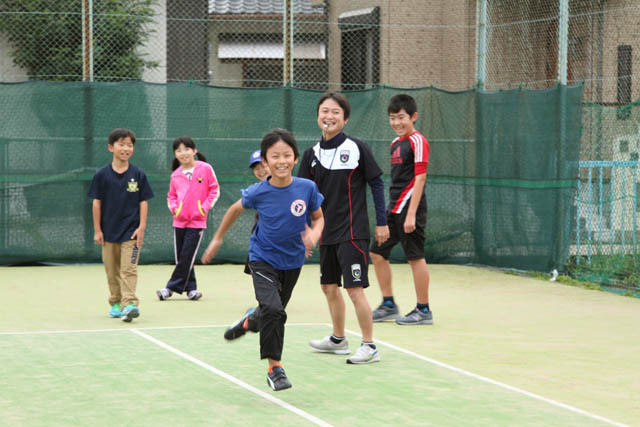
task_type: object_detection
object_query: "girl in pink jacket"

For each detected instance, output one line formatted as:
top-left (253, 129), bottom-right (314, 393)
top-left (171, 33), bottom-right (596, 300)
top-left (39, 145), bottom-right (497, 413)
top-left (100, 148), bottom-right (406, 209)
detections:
top-left (157, 136), bottom-right (219, 301)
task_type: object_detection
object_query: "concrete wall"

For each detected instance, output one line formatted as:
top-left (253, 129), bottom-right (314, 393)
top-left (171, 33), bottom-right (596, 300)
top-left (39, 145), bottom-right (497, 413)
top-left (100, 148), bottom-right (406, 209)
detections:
top-left (0, 36), bottom-right (27, 82)
top-left (141, 0), bottom-right (167, 83)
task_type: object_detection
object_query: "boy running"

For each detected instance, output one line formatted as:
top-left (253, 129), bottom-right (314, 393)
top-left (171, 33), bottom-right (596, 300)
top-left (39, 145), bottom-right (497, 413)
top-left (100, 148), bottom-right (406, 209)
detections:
top-left (201, 129), bottom-right (324, 391)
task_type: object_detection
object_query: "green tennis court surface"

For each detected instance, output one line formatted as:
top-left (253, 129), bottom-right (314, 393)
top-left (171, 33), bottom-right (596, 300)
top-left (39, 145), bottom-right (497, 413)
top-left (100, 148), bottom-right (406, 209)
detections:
top-left (1, 264), bottom-right (637, 426)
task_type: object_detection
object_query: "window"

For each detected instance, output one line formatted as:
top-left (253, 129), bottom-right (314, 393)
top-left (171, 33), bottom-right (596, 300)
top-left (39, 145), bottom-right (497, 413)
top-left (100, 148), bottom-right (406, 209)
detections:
top-left (339, 7), bottom-right (380, 90)
top-left (617, 45), bottom-right (632, 120)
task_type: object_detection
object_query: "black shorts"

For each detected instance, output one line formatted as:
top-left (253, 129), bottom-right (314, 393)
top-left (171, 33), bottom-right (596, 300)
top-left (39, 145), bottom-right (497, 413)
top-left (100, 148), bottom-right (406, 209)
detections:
top-left (319, 240), bottom-right (370, 288)
top-left (370, 208), bottom-right (426, 260)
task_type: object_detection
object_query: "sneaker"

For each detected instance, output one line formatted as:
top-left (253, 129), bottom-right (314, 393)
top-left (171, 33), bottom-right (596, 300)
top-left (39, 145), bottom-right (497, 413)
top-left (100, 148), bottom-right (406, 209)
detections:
top-left (309, 336), bottom-right (350, 355)
top-left (395, 307), bottom-right (433, 325)
top-left (188, 290), bottom-right (202, 301)
top-left (224, 307), bottom-right (255, 340)
top-left (266, 366), bottom-right (292, 391)
top-left (109, 304), bottom-right (122, 318)
top-left (246, 307), bottom-right (260, 333)
top-left (121, 303), bottom-right (140, 323)
top-left (372, 302), bottom-right (400, 322)
top-left (346, 343), bottom-right (380, 364)
top-left (156, 288), bottom-right (172, 301)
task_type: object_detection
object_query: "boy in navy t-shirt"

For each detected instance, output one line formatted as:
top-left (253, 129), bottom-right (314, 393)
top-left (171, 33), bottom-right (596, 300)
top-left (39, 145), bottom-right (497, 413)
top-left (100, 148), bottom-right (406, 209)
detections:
top-left (88, 128), bottom-right (154, 322)
top-left (202, 129), bottom-right (324, 391)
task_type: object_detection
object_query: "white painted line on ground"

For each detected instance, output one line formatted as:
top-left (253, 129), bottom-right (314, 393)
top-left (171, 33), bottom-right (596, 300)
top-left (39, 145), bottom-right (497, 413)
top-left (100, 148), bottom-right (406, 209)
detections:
top-left (0, 322), bottom-right (327, 336)
top-left (3, 323), bottom-right (624, 426)
top-left (129, 328), bottom-right (332, 427)
top-left (344, 327), bottom-right (628, 427)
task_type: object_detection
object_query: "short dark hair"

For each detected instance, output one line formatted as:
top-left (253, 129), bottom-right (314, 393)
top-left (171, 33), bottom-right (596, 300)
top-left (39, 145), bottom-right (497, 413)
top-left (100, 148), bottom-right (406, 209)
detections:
top-left (261, 128), bottom-right (299, 160)
top-left (388, 94), bottom-right (418, 116)
top-left (108, 128), bottom-right (136, 145)
top-left (317, 91), bottom-right (350, 120)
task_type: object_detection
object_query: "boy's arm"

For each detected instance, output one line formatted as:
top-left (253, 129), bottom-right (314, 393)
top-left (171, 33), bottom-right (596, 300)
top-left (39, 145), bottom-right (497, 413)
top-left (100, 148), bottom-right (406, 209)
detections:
top-left (131, 200), bottom-right (148, 248)
top-left (92, 199), bottom-right (104, 245)
top-left (302, 207), bottom-right (324, 257)
top-left (403, 173), bottom-right (426, 233)
top-left (201, 199), bottom-right (244, 264)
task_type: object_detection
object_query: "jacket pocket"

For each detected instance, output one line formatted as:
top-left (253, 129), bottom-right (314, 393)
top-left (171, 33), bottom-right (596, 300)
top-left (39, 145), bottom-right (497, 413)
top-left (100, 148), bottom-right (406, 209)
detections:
top-left (174, 201), bottom-right (183, 218)
top-left (197, 200), bottom-right (206, 217)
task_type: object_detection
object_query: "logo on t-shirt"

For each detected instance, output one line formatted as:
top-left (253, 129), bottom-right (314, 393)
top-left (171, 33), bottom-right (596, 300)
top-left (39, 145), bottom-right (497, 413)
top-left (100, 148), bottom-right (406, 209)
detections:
top-left (290, 199), bottom-right (307, 217)
top-left (340, 150), bottom-right (350, 163)
top-left (127, 179), bottom-right (139, 192)
top-left (351, 263), bottom-right (362, 281)
top-left (391, 146), bottom-right (402, 165)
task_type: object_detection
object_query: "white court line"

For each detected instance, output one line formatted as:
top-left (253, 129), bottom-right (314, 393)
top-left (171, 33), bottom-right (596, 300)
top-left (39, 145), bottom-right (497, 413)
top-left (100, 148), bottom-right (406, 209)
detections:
top-left (344, 327), bottom-right (628, 427)
top-left (129, 328), bottom-right (332, 427)
top-left (0, 322), bottom-right (327, 336)
top-left (1, 323), bottom-right (629, 426)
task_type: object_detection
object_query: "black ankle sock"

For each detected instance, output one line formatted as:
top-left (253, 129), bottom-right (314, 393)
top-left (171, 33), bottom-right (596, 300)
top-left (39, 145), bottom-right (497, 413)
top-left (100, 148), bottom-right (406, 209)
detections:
top-left (382, 296), bottom-right (395, 307)
top-left (330, 335), bottom-right (345, 344)
top-left (417, 303), bottom-right (430, 313)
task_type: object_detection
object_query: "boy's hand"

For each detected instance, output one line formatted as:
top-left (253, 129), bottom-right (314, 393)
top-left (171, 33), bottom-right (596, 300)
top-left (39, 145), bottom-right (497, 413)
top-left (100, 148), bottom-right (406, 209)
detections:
top-left (403, 213), bottom-right (416, 233)
top-left (301, 224), bottom-right (319, 258)
top-left (93, 231), bottom-right (104, 245)
top-left (374, 225), bottom-right (390, 246)
top-left (201, 238), bottom-right (223, 264)
top-left (131, 228), bottom-right (145, 248)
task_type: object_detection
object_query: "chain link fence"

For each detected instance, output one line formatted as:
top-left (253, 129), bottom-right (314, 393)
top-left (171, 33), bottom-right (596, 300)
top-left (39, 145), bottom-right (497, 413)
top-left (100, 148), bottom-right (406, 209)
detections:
top-left (2, 0), bottom-right (640, 290)
top-left (1, 0), bottom-right (638, 99)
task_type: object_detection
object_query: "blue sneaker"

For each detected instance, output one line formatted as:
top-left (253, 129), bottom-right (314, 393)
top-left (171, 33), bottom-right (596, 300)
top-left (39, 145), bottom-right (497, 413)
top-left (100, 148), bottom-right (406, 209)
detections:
top-left (121, 303), bottom-right (140, 323)
top-left (109, 304), bottom-right (122, 318)
top-left (395, 307), bottom-right (433, 325)
top-left (224, 307), bottom-right (256, 340)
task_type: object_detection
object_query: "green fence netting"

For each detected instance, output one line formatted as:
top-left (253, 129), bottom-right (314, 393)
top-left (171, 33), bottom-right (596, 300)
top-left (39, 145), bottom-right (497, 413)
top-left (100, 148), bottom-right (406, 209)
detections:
top-left (0, 81), bottom-right (583, 271)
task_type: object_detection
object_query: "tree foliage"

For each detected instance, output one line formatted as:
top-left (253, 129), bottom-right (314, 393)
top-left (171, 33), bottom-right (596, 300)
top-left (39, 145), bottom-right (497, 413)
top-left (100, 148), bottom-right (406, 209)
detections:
top-left (0, 0), bottom-right (158, 81)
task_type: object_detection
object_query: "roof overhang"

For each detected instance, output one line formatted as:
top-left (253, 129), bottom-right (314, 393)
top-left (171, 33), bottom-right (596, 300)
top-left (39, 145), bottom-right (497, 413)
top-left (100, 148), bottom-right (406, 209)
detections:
top-left (218, 41), bottom-right (326, 59)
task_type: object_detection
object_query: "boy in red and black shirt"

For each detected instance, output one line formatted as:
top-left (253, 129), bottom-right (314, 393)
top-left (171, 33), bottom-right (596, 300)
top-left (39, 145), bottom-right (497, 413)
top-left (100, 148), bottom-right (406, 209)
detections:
top-left (370, 94), bottom-right (433, 325)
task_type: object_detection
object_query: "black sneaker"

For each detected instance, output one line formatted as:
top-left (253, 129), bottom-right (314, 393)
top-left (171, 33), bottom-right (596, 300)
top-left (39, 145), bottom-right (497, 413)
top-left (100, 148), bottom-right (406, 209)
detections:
top-left (246, 307), bottom-right (260, 332)
top-left (267, 366), bottom-right (292, 391)
top-left (223, 307), bottom-right (255, 340)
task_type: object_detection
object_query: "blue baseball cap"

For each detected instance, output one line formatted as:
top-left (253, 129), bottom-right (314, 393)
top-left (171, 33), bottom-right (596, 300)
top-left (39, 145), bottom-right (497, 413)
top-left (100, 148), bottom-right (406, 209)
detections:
top-left (249, 150), bottom-right (261, 168)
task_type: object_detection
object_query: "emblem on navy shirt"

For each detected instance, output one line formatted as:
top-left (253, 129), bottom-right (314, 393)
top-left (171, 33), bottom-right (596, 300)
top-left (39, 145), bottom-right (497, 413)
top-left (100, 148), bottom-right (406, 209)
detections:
top-left (290, 199), bottom-right (307, 217)
top-left (340, 150), bottom-right (349, 163)
top-left (311, 159), bottom-right (317, 168)
top-left (351, 264), bottom-right (362, 281)
top-left (127, 179), bottom-right (139, 192)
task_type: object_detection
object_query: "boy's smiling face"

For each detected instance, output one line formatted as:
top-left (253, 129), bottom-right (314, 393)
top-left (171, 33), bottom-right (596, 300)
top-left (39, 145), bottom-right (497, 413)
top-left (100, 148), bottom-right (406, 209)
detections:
top-left (264, 140), bottom-right (297, 184)
top-left (252, 162), bottom-right (270, 181)
top-left (389, 108), bottom-right (418, 139)
top-left (108, 136), bottom-right (135, 162)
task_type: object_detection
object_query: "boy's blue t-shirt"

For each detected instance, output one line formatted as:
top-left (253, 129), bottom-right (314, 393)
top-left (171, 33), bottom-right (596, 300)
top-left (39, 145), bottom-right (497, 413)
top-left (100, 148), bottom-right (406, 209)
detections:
top-left (242, 176), bottom-right (323, 270)
top-left (87, 163), bottom-right (154, 243)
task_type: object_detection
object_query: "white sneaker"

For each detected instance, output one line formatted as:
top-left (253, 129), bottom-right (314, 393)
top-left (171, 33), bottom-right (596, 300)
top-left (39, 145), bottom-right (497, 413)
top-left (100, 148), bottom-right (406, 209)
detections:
top-left (309, 336), bottom-right (350, 354)
top-left (156, 288), bottom-right (172, 301)
top-left (346, 343), bottom-right (380, 364)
